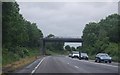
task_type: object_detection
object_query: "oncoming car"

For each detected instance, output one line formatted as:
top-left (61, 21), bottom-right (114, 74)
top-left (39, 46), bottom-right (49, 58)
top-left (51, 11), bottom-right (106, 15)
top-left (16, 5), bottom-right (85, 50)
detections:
top-left (68, 53), bottom-right (72, 57)
top-left (79, 53), bottom-right (89, 60)
top-left (71, 51), bottom-right (79, 58)
top-left (95, 53), bottom-right (112, 63)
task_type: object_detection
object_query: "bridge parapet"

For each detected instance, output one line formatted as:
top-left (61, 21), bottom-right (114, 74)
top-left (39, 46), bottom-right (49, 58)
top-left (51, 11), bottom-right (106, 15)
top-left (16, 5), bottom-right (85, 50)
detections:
top-left (42, 37), bottom-right (83, 42)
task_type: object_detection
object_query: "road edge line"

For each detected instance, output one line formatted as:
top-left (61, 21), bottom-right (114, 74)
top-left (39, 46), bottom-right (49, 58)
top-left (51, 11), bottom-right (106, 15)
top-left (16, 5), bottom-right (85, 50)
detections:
top-left (31, 57), bottom-right (45, 74)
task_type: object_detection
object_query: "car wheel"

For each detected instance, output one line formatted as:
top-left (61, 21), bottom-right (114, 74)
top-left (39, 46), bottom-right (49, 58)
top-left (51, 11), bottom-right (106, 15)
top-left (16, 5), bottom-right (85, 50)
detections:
top-left (105, 61), bottom-right (107, 63)
top-left (109, 60), bottom-right (111, 63)
top-left (98, 59), bottom-right (101, 63)
top-left (79, 58), bottom-right (81, 60)
top-left (85, 58), bottom-right (88, 60)
top-left (95, 60), bottom-right (97, 62)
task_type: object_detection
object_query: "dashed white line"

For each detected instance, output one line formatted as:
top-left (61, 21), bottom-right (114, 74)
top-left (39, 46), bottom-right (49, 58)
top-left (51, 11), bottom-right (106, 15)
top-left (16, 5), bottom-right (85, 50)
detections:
top-left (74, 66), bottom-right (79, 68)
top-left (31, 69), bottom-right (35, 74)
top-left (31, 57), bottom-right (45, 74)
top-left (67, 63), bottom-right (69, 64)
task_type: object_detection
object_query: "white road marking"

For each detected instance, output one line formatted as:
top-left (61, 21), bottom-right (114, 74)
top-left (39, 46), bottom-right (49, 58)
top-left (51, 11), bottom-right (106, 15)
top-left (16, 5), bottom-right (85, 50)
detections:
top-left (31, 69), bottom-right (35, 73)
top-left (74, 66), bottom-right (79, 68)
top-left (67, 63), bottom-right (69, 64)
top-left (31, 57), bottom-right (45, 74)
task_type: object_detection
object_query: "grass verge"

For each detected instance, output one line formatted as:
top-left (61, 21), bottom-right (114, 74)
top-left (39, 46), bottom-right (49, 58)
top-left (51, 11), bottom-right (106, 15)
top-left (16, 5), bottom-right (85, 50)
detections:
top-left (2, 48), bottom-right (41, 72)
top-left (46, 50), bottom-right (69, 56)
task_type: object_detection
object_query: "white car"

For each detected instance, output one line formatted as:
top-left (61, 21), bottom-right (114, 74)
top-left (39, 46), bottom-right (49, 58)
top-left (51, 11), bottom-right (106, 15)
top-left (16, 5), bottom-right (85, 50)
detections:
top-left (79, 53), bottom-right (89, 60)
top-left (71, 51), bottom-right (79, 58)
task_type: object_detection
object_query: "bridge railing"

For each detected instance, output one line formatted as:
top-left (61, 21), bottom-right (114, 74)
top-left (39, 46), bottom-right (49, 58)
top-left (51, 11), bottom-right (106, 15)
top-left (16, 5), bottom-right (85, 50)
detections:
top-left (43, 36), bottom-right (81, 39)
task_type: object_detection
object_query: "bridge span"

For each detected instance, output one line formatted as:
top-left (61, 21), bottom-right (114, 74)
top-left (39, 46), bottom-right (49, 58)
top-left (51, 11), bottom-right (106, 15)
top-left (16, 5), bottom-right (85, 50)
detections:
top-left (42, 37), bottom-right (83, 42)
top-left (41, 37), bottom-right (83, 55)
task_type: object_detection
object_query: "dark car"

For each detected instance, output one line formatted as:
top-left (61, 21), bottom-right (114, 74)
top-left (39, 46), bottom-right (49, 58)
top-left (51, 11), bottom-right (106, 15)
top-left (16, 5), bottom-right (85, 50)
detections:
top-left (95, 53), bottom-right (112, 63)
top-left (79, 53), bottom-right (89, 60)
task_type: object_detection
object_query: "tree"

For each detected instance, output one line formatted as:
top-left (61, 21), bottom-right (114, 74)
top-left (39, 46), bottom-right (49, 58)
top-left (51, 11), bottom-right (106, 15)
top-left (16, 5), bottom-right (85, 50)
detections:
top-left (2, 2), bottom-right (43, 64)
top-left (82, 13), bottom-right (119, 59)
top-left (45, 34), bottom-right (64, 51)
top-left (71, 47), bottom-right (76, 51)
top-left (65, 45), bottom-right (71, 51)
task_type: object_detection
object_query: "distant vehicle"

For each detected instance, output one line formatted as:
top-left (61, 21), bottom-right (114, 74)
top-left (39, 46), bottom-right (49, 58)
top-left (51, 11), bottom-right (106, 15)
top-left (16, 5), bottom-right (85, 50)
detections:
top-left (68, 53), bottom-right (72, 57)
top-left (79, 53), bottom-right (89, 60)
top-left (95, 53), bottom-right (112, 63)
top-left (71, 51), bottom-right (79, 58)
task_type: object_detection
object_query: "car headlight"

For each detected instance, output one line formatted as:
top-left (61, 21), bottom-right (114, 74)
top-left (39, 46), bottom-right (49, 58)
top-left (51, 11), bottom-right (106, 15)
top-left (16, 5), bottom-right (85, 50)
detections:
top-left (100, 57), bottom-right (103, 59)
top-left (109, 57), bottom-right (112, 59)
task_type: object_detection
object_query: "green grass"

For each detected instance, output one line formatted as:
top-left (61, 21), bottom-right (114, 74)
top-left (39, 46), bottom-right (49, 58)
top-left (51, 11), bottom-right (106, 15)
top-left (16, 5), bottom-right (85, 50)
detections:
top-left (2, 48), bottom-right (40, 66)
top-left (112, 56), bottom-right (119, 62)
top-left (88, 55), bottom-right (96, 60)
top-left (2, 48), bottom-right (68, 66)
top-left (46, 50), bottom-right (69, 56)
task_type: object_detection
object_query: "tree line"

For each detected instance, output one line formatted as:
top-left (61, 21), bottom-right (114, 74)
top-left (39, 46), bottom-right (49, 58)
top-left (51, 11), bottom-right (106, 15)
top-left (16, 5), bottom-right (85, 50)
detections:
top-left (82, 14), bottom-right (119, 61)
top-left (2, 2), bottom-right (43, 65)
top-left (65, 14), bottom-right (119, 61)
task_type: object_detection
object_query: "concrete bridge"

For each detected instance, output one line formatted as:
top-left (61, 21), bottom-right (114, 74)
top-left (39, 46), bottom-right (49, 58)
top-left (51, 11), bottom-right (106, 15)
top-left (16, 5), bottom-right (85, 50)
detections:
top-left (41, 37), bottom-right (83, 55)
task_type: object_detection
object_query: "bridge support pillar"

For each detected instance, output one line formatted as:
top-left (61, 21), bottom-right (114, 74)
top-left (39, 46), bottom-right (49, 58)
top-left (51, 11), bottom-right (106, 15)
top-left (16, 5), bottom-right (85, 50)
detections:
top-left (42, 40), bottom-right (46, 55)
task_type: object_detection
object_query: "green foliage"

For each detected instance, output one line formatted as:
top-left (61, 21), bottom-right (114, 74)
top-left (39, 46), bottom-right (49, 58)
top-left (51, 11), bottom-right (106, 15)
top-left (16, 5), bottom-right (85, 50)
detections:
top-left (71, 47), bottom-right (76, 51)
top-left (65, 45), bottom-right (71, 51)
top-left (2, 2), bottom-right (43, 65)
top-left (46, 49), bottom-right (68, 56)
top-left (45, 34), bottom-right (64, 52)
top-left (2, 48), bottom-right (40, 65)
top-left (82, 14), bottom-right (119, 61)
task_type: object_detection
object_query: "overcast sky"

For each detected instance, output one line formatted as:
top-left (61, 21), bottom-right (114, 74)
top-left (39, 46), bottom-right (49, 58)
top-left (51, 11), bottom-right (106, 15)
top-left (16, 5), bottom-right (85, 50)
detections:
top-left (18, 1), bottom-right (118, 47)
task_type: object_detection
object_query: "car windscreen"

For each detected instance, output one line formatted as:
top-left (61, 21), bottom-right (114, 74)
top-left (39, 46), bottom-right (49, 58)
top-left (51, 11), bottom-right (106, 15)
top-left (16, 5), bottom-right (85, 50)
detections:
top-left (81, 53), bottom-right (88, 56)
top-left (73, 52), bottom-right (79, 54)
top-left (99, 54), bottom-right (109, 57)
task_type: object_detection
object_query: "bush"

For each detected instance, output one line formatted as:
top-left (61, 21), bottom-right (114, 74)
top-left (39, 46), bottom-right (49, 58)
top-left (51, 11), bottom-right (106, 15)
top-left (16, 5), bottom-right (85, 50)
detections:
top-left (2, 47), bottom-right (31, 65)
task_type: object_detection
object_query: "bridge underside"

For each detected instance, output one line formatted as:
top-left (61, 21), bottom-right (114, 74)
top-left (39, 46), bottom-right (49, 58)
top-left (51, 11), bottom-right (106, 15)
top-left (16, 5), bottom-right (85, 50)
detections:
top-left (41, 38), bottom-right (83, 55)
top-left (43, 38), bottom-right (83, 42)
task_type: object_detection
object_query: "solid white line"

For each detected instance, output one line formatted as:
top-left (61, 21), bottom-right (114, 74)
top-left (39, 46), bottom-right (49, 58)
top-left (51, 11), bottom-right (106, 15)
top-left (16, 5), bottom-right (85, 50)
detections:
top-left (31, 57), bottom-right (45, 74)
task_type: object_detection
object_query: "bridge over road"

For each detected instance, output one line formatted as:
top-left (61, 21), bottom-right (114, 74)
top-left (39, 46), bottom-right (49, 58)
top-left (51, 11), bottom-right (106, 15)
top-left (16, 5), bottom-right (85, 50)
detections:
top-left (41, 37), bottom-right (83, 55)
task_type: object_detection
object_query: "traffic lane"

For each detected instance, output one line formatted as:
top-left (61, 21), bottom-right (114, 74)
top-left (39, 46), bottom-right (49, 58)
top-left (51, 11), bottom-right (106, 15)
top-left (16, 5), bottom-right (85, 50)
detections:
top-left (68, 58), bottom-right (118, 73)
top-left (35, 56), bottom-right (87, 73)
top-left (88, 59), bottom-right (119, 66)
top-left (35, 56), bottom-right (118, 73)
top-left (64, 56), bottom-right (118, 73)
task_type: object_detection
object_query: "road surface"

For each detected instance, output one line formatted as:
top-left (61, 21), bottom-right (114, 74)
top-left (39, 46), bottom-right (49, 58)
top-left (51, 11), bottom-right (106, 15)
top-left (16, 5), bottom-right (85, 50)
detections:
top-left (16, 56), bottom-right (119, 74)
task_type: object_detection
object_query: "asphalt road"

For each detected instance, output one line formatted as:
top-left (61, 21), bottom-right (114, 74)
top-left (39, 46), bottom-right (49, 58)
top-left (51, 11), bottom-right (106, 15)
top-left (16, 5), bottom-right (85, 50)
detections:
top-left (16, 55), bottom-right (119, 74)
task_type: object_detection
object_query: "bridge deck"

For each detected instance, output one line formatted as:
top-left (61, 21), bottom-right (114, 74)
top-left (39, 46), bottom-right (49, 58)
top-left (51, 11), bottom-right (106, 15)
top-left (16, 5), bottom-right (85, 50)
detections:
top-left (42, 38), bottom-right (83, 42)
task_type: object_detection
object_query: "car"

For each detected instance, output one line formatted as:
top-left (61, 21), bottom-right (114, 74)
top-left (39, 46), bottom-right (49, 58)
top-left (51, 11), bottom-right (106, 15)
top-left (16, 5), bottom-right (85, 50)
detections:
top-left (95, 53), bottom-right (112, 63)
top-left (68, 53), bottom-right (72, 57)
top-left (79, 53), bottom-right (89, 60)
top-left (71, 51), bottom-right (79, 58)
